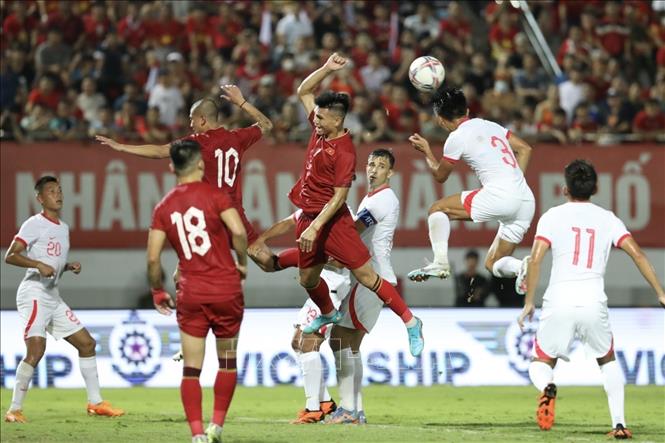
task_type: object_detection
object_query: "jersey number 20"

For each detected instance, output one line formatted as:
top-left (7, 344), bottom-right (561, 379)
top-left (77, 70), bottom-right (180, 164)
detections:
top-left (171, 207), bottom-right (211, 259)
top-left (215, 148), bottom-right (239, 188)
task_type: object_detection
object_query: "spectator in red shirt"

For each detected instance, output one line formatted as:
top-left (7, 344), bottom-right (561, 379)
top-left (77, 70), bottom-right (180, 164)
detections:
top-left (3, 2), bottom-right (38, 51)
top-left (439, 1), bottom-right (473, 58)
top-left (236, 51), bottom-right (266, 95)
top-left (557, 26), bottom-right (592, 66)
top-left (117, 3), bottom-right (149, 53)
top-left (83, 2), bottom-right (111, 48)
top-left (369, 3), bottom-right (391, 50)
top-left (26, 75), bottom-right (61, 113)
top-left (208, 2), bottom-right (243, 59)
top-left (39, 1), bottom-right (85, 50)
top-left (383, 85), bottom-right (418, 132)
top-left (597, 2), bottom-right (629, 59)
top-left (569, 102), bottom-right (600, 143)
top-left (632, 99), bottom-right (665, 141)
top-left (146, 4), bottom-right (184, 51)
top-left (274, 54), bottom-right (298, 97)
top-left (135, 106), bottom-right (170, 144)
top-left (489, 11), bottom-right (520, 60)
top-left (186, 6), bottom-right (213, 62)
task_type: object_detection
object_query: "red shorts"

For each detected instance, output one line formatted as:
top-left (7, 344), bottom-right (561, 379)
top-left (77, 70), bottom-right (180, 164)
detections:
top-left (296, 206), bottom-right (371, 269)
top-left (176, 295), bottom-right (243, 338)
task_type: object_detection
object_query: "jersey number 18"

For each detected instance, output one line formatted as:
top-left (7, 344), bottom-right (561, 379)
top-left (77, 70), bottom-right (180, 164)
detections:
top-left (171, 207), bottom-right (211, 260)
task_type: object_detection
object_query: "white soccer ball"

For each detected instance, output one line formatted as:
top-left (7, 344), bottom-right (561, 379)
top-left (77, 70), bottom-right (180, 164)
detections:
top-left (408, 56), bottom-right (445, 93)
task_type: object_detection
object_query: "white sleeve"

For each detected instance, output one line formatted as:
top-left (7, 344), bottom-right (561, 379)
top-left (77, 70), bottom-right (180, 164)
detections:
top-left (356, 194), bottom-right (393, 228)
top-left (534, 211), bottom-right (555, 247)
top-left (442, 131), bottom-right (463, 164)
top-left (15, 218), bottom-right (41, 248)
top-left (609, 212), bottom-right (631, 248)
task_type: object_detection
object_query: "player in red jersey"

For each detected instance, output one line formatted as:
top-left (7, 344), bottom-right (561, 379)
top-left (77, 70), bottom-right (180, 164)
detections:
top-left (289, 53), bottom-right (424, 356)
top-left (96, 85), bottom-right (279, 269)
top-left (147, 139), bottom-right (247, 443)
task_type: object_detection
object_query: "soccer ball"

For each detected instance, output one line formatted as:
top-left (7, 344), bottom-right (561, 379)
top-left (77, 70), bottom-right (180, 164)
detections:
top-left (408, 56), bottom-right (445, 93)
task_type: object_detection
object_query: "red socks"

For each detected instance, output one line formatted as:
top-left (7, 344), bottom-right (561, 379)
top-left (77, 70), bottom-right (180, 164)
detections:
top-left (373, 278), bottom-right (414, 323)
top-left (276, 248), bottom-right (299, 270)
top-left (306, 278), bottom-right (334, 315)
top-left (212, 357), bottom-right (237, 426)
top-left (181, 367), bottom-right (203, 436)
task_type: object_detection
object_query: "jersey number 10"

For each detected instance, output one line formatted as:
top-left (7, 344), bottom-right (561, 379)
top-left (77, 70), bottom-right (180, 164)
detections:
top-left (215, 148), bottom-right (239, 188)
top-left (572, 227), bottom-right (595, 268)
top-left (171, 207), bottom-right (211, 260)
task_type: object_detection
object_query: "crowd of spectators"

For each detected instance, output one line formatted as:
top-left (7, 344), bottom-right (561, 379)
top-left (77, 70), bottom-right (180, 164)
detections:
top-left (1, 0), bottom-right (663, 146)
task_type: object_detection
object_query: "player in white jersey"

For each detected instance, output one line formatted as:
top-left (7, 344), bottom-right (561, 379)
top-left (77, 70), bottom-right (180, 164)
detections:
top-left (325, 148), bottom-right (399, 425)
top-left (517, 160), bottom-right (665, 439)
top-left (4, 176), bottom-right (124, 423)
top-left (406, 87), bottom-right (535, 291)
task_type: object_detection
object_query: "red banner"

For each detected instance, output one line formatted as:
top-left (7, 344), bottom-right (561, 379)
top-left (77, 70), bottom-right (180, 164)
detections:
top-left (1, 142), bottom-right (663, 248)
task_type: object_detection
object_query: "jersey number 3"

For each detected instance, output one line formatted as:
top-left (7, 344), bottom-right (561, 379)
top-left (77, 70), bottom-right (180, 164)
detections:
top-left (215, 148), bottom-right (239, 188)
top-left (170, 207), bottom-right (211, 260)
top-left (490, 136), bottom-right (517, 168)
top-left (572, 227), bottom-right (595, 268)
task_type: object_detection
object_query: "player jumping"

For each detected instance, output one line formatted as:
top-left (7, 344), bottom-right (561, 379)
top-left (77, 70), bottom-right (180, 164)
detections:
top-left (147, 140), bottom-right (248, 443)
top-left (5, 176), bottom-right (124, 423)
top-left (518, 159), bottom-right (665, 439)
top-left (408, 87), bottom-right (534, 294)
top-left (96, 85), bottom-right (280, 271)
top-left (289, 53), bottom-right (423, 356)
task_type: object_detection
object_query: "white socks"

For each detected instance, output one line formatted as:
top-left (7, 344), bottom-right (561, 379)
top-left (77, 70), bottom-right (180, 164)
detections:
top-left (428, 212), bottom-right (450, 265)
top-left (492, 256), bottom-right (522, 278)
top-left (601, 360), bottom-right (626, 427)
top-left (334, 348), bottom-right (356, 411)
top-left (10, 360), bottom-right (34, 411)
top-left (353, 351), bottom-right (363, 411)
top-left (299, 352), bottom-right (322, 411)
top-left (79, 356), bottom-right (103, 405)
top-left (528, 361), bottom-right (553, 392)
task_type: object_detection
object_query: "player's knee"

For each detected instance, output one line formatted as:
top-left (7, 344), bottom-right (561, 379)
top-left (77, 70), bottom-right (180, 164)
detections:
top-left (291, 335), bottom-right (302, 352)
top-left (428, 203), bottom-right (450, 216)
top-left (484, 256), bottom-right (496, 274)
top-left (299, 274), bottom-right (318, 289)
top-left (78, 336), bottom-right (97, 356)
top-left (25, 348), bottom-right (45, 366)
top-left (352, 268), bottom-right (375, 288)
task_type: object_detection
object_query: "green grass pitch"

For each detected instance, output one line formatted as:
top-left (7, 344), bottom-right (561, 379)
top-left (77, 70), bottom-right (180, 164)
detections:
top-left (1, 386), bottom-right (664, 442)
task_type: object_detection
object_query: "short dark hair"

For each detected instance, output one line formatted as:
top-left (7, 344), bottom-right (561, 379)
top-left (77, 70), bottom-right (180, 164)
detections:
top-left (369, 148), bottom-right (395, 168)
top-left (314, 91), bottom-right (350, 116)
top-left (170, 139), bottom-right (202, 175)
top-left (565, 159), bottom-right (597, 200)
top-left (465, 249), bottom-right (479, 260)
top-left (35, 176), bottom-right (58, 193)
top-left (431, 87), bottom-right (467, 120)
top-left (192, 97), bottom-right (223, 122)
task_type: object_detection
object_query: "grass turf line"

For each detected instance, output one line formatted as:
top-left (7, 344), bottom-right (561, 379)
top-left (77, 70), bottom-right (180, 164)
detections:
top-left (1, 386), bottom-right (664, 442)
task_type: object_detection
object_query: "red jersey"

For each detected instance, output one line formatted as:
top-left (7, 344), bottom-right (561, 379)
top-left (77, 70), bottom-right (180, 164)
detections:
top-left (289, 113), bottom-right (356, 214)
top-left (151, 181), bottom-right (240, 300)
top-left (184, 125), bottom-right (263, 206)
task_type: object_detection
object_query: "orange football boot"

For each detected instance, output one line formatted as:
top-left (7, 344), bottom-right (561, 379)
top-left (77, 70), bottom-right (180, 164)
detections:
top-left (320, 399), bottom-right (337, 415)
top-left (87, 401), bottom-right (125, 417)
top-left (607, 424), bottom-right (633, 439)
top-left (5, 410), bottom-right (27, 423)
top-left (290, 409), bottom-right (324, 424)
top-left (536, 383), bottom-right (557, 430)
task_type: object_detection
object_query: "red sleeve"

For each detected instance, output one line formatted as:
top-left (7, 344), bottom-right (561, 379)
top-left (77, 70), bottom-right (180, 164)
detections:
top-left (150, 204), bottom-right (167, 231)
top-left (214, 188), bottom-right (233, 213)
top-left (28, 89), bottom-right (40, 104)
top-left (333, 149), bottom-right (356, 188)
top-left (230, 125), bottom-right (263, 152)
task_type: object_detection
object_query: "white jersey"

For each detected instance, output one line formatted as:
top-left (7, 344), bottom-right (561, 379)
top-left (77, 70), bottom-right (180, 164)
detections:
top-left (354, 185), bottom-right (399, 285)
top-left (535, 202), bottom-right (631, 305)
top-left (443, 118), bottom-right (530, 194)
top-left (14, 212), bottom-right (70, 293)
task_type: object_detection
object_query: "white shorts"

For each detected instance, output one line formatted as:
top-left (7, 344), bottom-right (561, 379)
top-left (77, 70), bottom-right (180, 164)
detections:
top-left (534, 301), bottom-right (613, 362)
top-left (294, 268), bottom-right (350, 337)
top-left (338, 283), bottom-right (383, 333)
top-left (460, 186), bottom-right (535, 244)
top-left (17, 288), bottom-right (83, 340)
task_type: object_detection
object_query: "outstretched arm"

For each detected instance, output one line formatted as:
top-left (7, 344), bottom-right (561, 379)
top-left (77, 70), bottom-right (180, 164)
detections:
top-left (220, 85), bottom-right (273, 135)
top-left (409, 133), bottom-right (455, 183)
top-left (297, 52), bottom-right (348, 115)
top-left (96, 135), bottom-right (170, 159)
top-left (620, 237), bottom-right (665, 307)
top-left (508, 133), bottom-right (533, 173)
top-left (518, 238), bottom-right (550, 329)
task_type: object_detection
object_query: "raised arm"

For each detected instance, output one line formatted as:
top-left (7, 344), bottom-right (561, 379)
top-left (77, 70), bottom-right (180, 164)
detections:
top-left (518, 238), bottom-right (550, 329)
top-left (220, 84), bottom-right (273, 135)
top-left (409, 133), bottom-right (455, 183)
top-left (620, 237), bottom-right (665, 307)
top-left (508, 133), bottom-right (533, 173)
top-left (297, 52), bottom-right (348, 115)
top-left (96, 135), bottom-right (170, 159)
top-left (298, 187), bottom-right (349, 253)
top-left (220, 207), bottom-right (248, 279)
